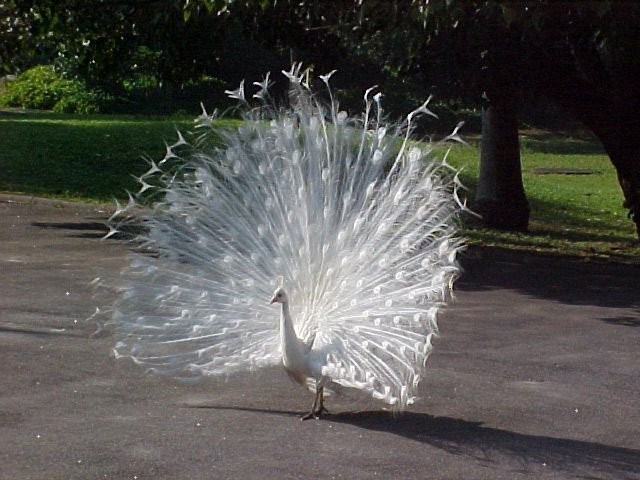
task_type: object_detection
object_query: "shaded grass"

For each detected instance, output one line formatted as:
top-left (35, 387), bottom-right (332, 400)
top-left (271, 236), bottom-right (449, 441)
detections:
top-left (444, 130), bottom-right (640, 262)
top-left (1, 111), bottom-right (638, 261)
top-left (0, 110), bottom-right (237, 202)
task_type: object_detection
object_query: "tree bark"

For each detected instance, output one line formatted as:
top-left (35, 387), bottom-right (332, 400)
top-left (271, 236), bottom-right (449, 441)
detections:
top-left (544, 84), bottom-right (640, 240)
top-left (591, 123), bottom-right (640, 240)
top-left (473, 99), bottom-right (530, 231)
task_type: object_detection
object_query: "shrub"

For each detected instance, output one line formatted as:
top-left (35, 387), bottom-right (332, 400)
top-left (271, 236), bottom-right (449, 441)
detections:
top-left (0, 65), bottom-right (59, 109)
top-left (0, 65), bottom-right (103, 113)
top-left (52, 90), bottom-right (101, 114)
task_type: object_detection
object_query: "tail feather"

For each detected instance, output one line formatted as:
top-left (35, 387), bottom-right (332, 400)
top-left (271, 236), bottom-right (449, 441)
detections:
top-left (110, 67), bottom-right (464, 407)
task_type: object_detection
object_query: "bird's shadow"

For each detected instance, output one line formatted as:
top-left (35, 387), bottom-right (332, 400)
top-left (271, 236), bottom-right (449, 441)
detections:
top-left (190, 405), bottom-right (640, 478)
top-left (330, 411), bottom-right (640, 477)
top-left (30, 220), bottom-right (144, 240)
top-left (0, 323), bottom-right (82, 337)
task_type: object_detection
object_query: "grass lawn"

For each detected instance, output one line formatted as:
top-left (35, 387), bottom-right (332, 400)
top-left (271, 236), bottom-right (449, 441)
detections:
top-left (0, 110), bottom-right (238, 201)
top-left (445, 130), bottom-right (640, 262)
top-left (1, 110), bottom-right (638, 262)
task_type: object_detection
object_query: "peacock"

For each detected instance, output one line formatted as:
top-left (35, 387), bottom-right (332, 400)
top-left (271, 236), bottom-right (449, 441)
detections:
top-left (110, 64), bottom-right (467, 420)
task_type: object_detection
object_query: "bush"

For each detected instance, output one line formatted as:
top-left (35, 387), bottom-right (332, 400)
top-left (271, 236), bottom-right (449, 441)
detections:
top-left (0, 65), bottom-right (59, 109)
top-left (0, 65), bottom-right (104, 113)
top-left (52, 90), bottom-right (101, 114)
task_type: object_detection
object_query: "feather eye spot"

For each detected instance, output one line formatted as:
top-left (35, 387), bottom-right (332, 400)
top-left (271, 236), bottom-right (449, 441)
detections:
top-left (408, 147), bottom-right (422, 163)
top-left (377, 126), bottom-right (386, 141)
top-left (292, 149), bottom-right (301, 165)
top-left (376, 222), bottom-right (389, 236)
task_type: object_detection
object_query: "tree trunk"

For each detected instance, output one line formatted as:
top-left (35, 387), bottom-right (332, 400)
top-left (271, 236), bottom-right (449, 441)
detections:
top-left (473, 100), bottom-right (530, 231)
top-left (546, 85), bottom-right (640, 240)
top-left (591, 123), bottom-right (640, 240)
top-left (617, 169), bottom-right (640, 239)
top-left (525, 30), bottom-right (640, 241)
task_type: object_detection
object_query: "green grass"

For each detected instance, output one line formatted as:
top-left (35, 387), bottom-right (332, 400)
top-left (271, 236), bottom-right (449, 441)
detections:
top-left (0, 110), bottom-right (238, 202)
top-left (1, 111), bottom-right (638, 261)
top-left (444, 130), bottom-right (640, 262)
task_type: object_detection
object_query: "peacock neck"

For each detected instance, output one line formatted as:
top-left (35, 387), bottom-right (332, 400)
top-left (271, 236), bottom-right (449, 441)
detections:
top-left (279, 302), bottom-right (305, 362)
top-left (279, 302), bottom-right (296, 340)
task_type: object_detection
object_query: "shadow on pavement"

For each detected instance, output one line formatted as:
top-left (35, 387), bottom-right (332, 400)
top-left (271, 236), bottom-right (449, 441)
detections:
top-left (599, 313), bottom-right (640, 328)
top-left (182, 405), bottom-right (640, 478)
top-left (31, 220), bottom-right (110, 239)
top-left (459, 247), bottom-right (640, 312)
top-left (0, 323), bottom-right (82, 337)
top-left (184, 404), bottom-right (302, 419)
top-left (328, 411), bottom-right (640, 479)
top-left (183, 404), bottom-right (640, 479)
top-left (31, 220), bottom-right (143, 240)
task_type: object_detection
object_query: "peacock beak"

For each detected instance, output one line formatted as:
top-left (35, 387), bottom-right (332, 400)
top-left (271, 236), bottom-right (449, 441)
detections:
top-left (269, 296), bottom-right (277, 304)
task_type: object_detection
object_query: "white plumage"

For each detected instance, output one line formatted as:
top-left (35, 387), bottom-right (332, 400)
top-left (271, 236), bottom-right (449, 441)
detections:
top-left (112, 65), bottom-right (465, 419)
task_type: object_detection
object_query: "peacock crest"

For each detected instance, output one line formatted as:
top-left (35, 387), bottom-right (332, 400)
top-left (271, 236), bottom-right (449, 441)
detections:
top-left (110, 64), bottom-right (467, 417)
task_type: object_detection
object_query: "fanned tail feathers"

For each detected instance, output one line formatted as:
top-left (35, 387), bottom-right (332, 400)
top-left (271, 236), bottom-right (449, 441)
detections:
top-left (111, 69), bottom-right (464, 409)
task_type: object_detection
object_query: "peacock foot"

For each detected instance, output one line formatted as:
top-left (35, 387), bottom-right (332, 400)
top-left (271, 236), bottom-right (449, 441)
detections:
top-left (300, 406), bottom-right (329, 421)
top-left (300, 411), bottom-right (317, 421)
top-left (301, 385), bottom-right (328, 420)
top-left (316, 406), bottom-right (329, 417)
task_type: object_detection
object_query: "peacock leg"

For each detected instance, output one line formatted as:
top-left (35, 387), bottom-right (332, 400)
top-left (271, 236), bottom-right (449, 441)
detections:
top-left (301, 386), bottom-right (322, 421)
top-left (315, 386), bottom-right (329, 417)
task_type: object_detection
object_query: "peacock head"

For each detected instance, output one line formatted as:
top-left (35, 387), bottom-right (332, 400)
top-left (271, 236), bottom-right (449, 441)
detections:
top-left (269, 287), bottom-right (288, 305)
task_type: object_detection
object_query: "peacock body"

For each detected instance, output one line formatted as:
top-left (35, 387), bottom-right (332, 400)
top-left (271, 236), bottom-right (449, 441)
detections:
top-left (111, 65), bottom-right (465, 418)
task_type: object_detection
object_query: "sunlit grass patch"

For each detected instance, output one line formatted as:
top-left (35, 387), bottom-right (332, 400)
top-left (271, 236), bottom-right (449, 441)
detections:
top-left (446, 130), bottom-right (640, 261)
top-left (0, 111), bottom-right (238, 202)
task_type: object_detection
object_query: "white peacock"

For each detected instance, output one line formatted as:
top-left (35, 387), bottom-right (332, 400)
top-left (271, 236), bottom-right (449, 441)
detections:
top-left (111, 64), bottom-right (467, 420)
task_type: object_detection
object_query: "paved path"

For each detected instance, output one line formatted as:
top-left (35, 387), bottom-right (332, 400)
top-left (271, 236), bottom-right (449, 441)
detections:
top-left (1, 194), bottom-right (639, 480)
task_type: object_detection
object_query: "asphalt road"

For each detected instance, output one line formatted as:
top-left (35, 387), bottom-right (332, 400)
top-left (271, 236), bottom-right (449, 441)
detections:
top-left (1, 193), bottom-right (639, 480)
